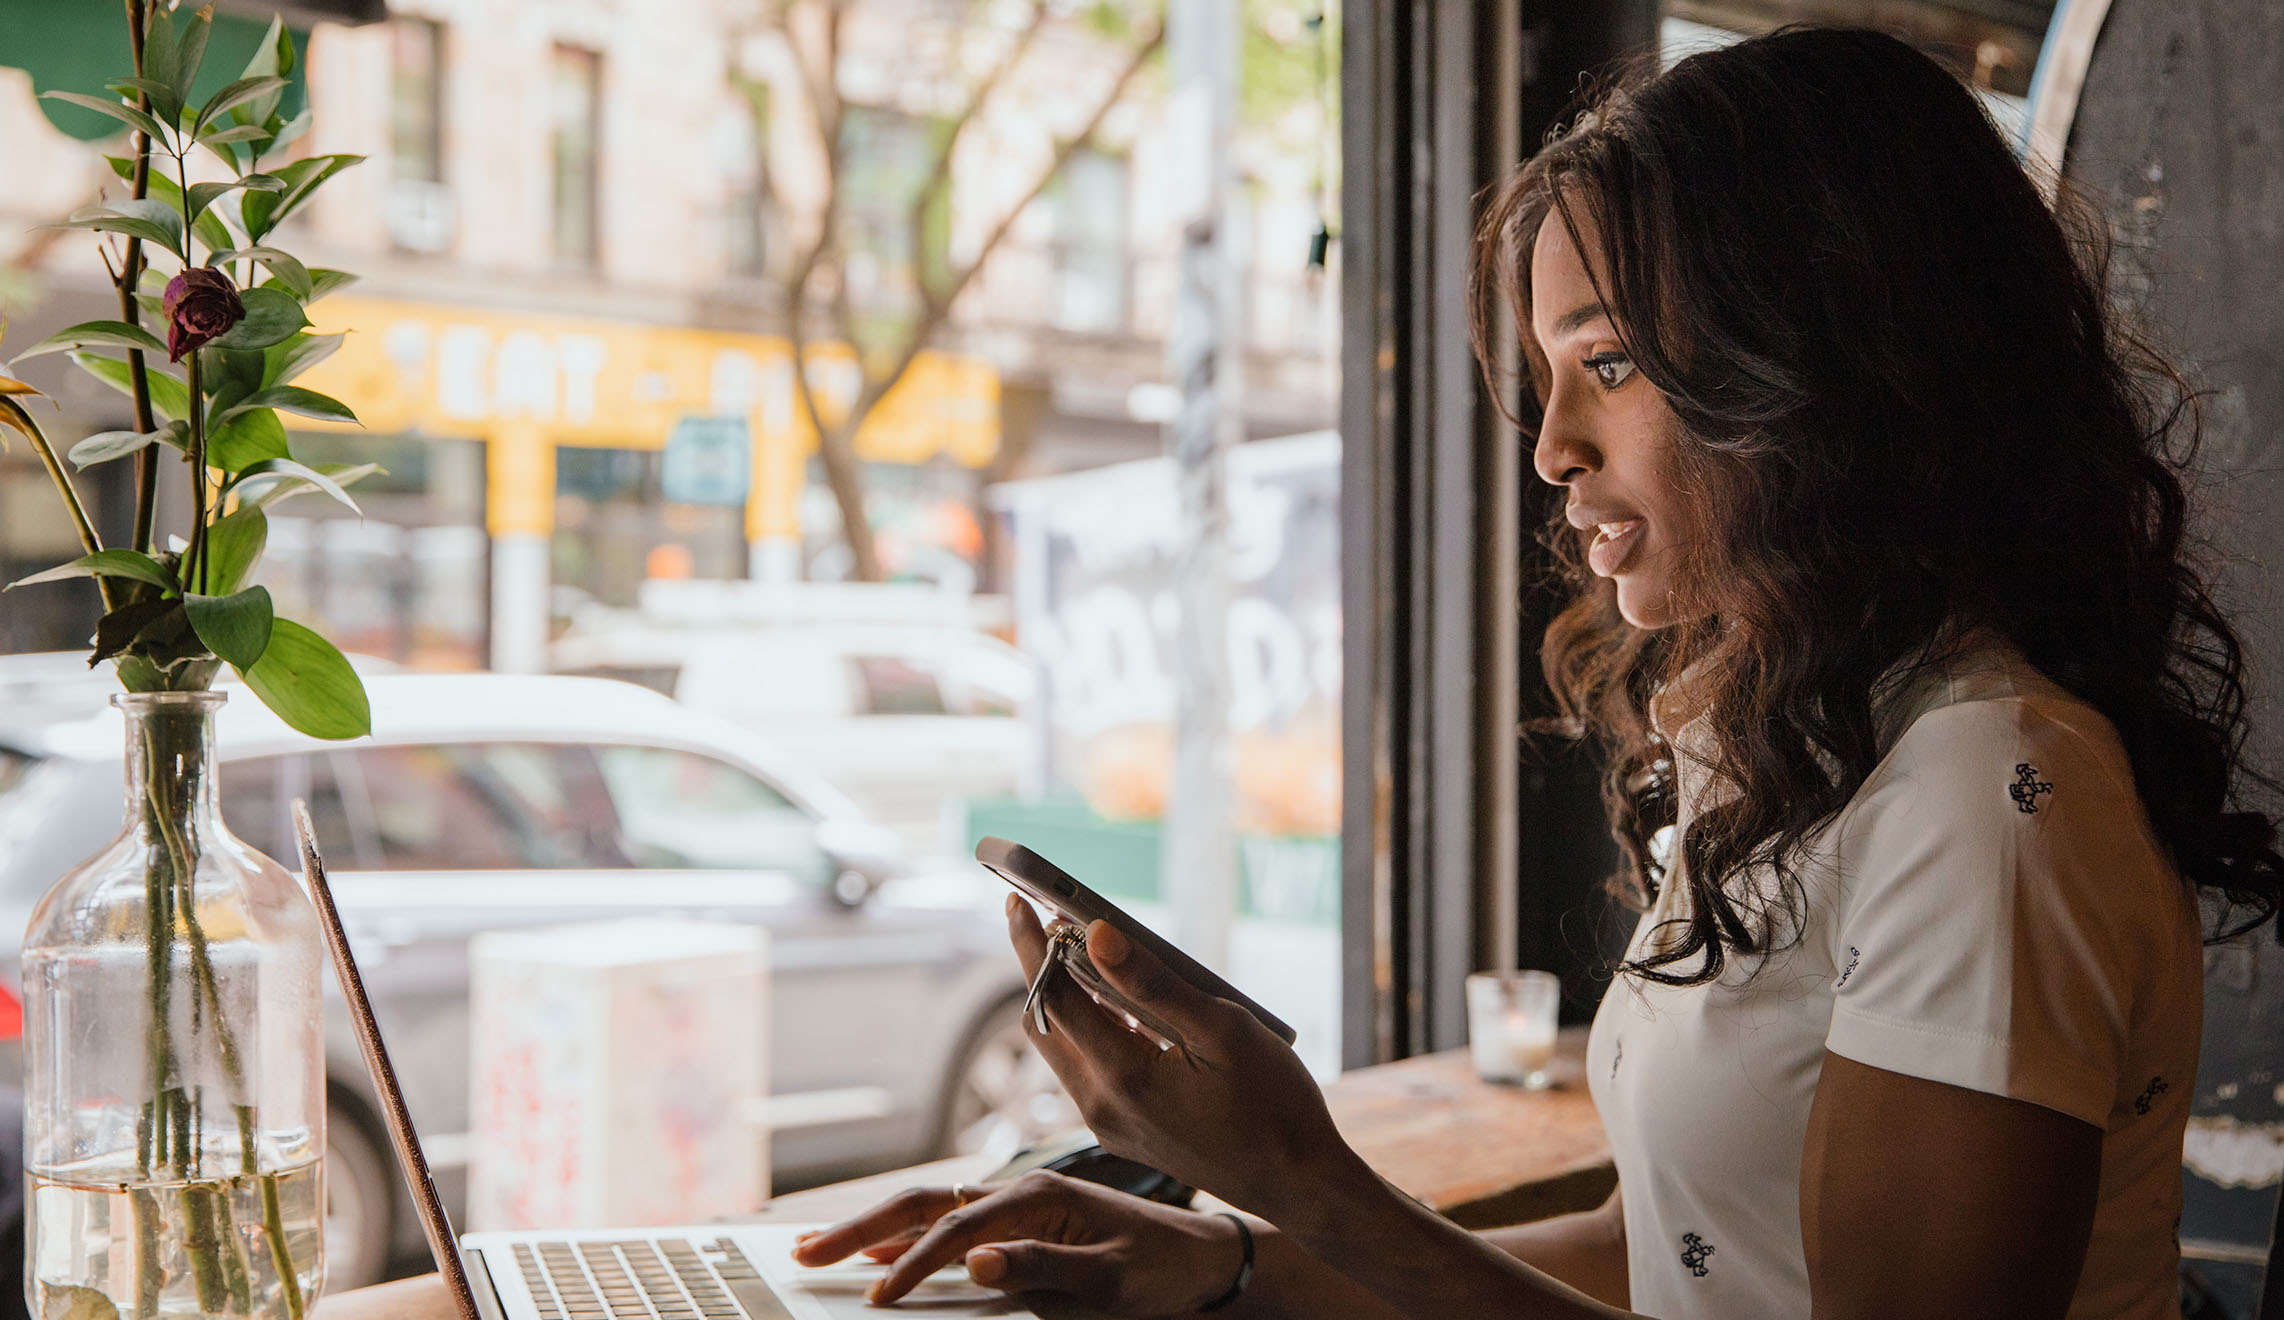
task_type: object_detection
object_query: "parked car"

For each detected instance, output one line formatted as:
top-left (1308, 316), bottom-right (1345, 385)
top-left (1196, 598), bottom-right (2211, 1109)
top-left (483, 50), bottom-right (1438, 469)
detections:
top-left (0, 673), bottom-right (1070, 1290)
top-left (554, 619), bottom-right (1041, 860)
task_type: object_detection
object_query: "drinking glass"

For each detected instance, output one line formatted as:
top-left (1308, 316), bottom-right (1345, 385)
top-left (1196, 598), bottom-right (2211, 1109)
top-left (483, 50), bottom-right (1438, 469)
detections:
top-left (1466, 970), bottom-right (1562, 1089)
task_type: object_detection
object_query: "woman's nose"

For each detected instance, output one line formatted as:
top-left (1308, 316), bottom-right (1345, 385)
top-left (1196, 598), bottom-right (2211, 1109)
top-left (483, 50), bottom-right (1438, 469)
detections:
top-left (1533, 409), bottom-right (1599, 486)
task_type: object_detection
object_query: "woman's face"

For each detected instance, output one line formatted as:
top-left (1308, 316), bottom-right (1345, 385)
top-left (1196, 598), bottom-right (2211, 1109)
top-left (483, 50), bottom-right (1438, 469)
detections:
top-left (1528, 210), bottom-right (1695, 631)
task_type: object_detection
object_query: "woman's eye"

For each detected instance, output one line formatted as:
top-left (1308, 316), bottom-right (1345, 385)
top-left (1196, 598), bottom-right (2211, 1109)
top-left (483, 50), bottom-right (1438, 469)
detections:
top-left (1584, 352), bottom-right (1636, 390)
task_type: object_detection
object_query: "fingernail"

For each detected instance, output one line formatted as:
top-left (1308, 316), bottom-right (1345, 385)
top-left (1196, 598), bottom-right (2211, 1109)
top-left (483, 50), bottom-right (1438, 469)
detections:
top-left (865, 1279), bottom-right (885, 1304)
top-left (1090, 920), bottom-right (1128, 966)
top-left (966, 1247), bottom-right (1006, 1284)
top-left (794, 1230), bottom-right (818, 1246)
top-left (1005, 892), bottom-right (1022, 918)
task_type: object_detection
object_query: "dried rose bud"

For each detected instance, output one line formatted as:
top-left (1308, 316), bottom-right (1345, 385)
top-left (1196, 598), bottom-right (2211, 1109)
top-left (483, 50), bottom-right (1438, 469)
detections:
top-left (162, 266), bottom-right (246, 362)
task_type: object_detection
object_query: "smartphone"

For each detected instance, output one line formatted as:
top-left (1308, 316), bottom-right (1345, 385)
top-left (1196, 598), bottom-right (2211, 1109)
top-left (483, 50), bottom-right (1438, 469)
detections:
top-left (975, 835), bottom-right (1298, 1046)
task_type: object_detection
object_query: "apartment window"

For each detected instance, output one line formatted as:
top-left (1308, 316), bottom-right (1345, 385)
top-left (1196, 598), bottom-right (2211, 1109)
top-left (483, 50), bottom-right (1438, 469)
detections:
top-left (550, 45), bottom-right (603, 267)
top-left (389, 18), bottom-right (444, 182)
top-left (837, 105), bottom-right (949, 319)
top-left (1047, 146), bottom-right (1129, 334)
top-left (723, 80), bottom-right (771, 279)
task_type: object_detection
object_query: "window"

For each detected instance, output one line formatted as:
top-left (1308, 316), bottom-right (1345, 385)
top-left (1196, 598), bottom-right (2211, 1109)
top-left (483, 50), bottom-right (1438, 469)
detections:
top-left (837, 105), bottom-right (950, 321)
top-left (220, 753), bottom-right (360, 867)
top-left (549, 45), bottom-right (603, 267)
top-left (332, 742), bottom-right (626, 871)
top-left (849, 655), bottom-right (946, 715)
top-left (591, 744), bottom-right (828, 882)
top-left (723, 79), bottom-right (772, 279)
top-left (389, 18), bottom-right (445, 183)
top-left (1046, 147), bottom-right (1129, 334)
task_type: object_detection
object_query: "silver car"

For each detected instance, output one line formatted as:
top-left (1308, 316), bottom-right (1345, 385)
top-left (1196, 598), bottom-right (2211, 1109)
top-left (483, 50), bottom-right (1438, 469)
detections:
top-left (0, 673), bottom-right (1069, 1290)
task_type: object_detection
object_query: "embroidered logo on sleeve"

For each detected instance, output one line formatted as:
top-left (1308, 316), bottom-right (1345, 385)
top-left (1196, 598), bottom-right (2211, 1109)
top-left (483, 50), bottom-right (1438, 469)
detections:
top-left (1834, 946), bottom-right (1860, 989)
top-left (1680, 1233), bottom-right (1716, 1277)
top-left (2133, 1075), bottom-right (2170, 1116)
top-left (2010, 763), bottom-right (2053, 814)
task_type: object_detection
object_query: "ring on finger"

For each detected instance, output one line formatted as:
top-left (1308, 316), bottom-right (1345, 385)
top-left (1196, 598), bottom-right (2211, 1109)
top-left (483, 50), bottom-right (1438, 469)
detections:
top-left (950, 1182), bottom-right (973, 1207)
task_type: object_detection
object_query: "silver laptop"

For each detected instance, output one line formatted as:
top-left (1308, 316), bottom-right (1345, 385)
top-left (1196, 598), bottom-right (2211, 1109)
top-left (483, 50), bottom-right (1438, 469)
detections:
top-left (292, 801), bottom-right (1066, 1320)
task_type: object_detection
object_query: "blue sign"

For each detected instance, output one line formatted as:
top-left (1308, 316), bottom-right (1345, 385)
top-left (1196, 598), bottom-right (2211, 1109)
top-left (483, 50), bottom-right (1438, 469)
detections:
top-left (660, 416), bottom-right (752, 507)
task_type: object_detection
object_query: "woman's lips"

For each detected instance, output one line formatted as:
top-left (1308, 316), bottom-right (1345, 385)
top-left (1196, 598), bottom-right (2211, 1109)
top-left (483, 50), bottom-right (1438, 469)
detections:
top-left (1587, 518), bottom-right (1645, 576)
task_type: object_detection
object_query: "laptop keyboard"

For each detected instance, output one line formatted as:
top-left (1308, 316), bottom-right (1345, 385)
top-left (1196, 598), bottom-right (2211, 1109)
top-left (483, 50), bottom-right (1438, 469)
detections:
top-left (512, 1236), bottom-right (792, 1320)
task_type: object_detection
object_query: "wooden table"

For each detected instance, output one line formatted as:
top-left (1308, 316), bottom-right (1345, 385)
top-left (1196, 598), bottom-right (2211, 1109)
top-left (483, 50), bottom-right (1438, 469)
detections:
top-left (315, 1031), bottom-right (1610, 1318)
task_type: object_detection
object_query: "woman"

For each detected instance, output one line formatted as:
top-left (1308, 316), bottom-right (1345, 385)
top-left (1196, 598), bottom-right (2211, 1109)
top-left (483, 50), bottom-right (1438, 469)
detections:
top-left (794, 27), bottom-right (2283, 1319)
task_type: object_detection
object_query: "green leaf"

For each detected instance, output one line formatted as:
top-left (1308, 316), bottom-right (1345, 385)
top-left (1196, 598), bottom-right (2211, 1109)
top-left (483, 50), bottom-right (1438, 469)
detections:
top-left (185, 174), bottom-right (283, 224)
top-left (106, 76), bottom-right (181, 129)
top-left (262, 332), bottom-right (343, 387)
top-left (232, 454), bottom-right (374, 511)
top-left (223, 384), bottom-right (355, 425)
top-left (243, 154), bottom-right (361, 241)
top-left (72, 351), bottom-right (191, 420)
top-left (53, 201), bottom-right (184, 261)
top-left (200, 345), bottom-right (269, 398)
top-left (215, 246), bottom-right (310, 300)
top-left (302, 268), bottom-right (358, 303)
top-left (241, 618), bottom-right (370, 739)
top-left (107, 161), bottom-right (240, 256)
top-left (185, 586), bottom-right (273, 670)
top-left (39, 91), bottom-right (171, 146)
top-left (206, 288), bottom-right (309, 352)
top-left (175, 6), bottom-right (215, 104)
top-left (68, 430), bottom-right (154, 467)
top-left (231, 458), bottom-right (366, 514)
top-left (207, 406), bottom-right (288, 472)
top-left (195, 76), bottom-right (286, 135)
top-left (199, 122), bottom-right (271, 148)
top-left (141, 5), bottom-right (182, 103)
top-left (202, 505), bottom-right (268, 596)
top-left (224, 20), bottom-right (293, 137)
top-left (91, 596), bottom-right (186, 664)
top-left (271, 107), bottom-right (313, 150)
top-left (8, 548), bottom-right (180, 593)
top-left (9, 320), bottom-right (168, 364)
top-left (69, 421), bottom-right (185, 469)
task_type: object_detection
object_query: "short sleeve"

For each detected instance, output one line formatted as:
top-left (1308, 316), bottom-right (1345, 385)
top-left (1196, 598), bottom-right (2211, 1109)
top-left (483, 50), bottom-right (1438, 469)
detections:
top-left (1823, 697), bottom-right (2175, 1128)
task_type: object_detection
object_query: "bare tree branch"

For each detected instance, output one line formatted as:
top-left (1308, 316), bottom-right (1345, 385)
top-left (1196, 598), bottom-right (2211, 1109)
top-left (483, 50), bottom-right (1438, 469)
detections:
top-left (780, 0), bottom-right (848, 324)
top-left (906, 3), bottom-right (1049, 247)
top-left (766, 2), bottom-right (1164, 582)
top-left (857, 17), bottom-right (1165, 425)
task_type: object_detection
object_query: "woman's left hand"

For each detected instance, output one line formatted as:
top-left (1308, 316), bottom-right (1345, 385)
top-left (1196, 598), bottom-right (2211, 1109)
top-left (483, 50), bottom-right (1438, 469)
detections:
top-left (1006, 893), bottom-right (1355, 1218)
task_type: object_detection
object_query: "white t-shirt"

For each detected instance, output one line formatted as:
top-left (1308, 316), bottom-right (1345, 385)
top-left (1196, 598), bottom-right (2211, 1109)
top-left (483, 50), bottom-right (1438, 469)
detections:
top-left (1585, 640), bottom-right (2202, 1320)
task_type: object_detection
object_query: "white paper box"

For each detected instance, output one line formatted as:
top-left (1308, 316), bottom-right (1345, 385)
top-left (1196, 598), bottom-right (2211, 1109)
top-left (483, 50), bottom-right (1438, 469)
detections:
top-left (466, 917), bottom-right (769, 1230)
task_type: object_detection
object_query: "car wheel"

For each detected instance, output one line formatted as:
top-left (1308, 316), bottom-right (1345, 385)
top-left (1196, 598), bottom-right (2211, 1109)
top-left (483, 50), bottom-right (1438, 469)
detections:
top-left (322, 1100), bottom-right (396, 1295)
top-left (936, 997), bottom-right (1079, 1166)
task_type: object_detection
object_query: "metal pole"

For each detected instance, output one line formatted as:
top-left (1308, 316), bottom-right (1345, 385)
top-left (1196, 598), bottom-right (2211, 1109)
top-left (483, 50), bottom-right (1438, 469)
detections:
top-left (1162, 0), bottom-right (1240, 970)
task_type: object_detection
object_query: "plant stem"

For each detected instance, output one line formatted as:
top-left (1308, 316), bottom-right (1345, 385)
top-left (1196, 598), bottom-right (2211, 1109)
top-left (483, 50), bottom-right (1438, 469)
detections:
top-left (182, 1179), bottom-right (230, 1313)
top-left (185, 351), bottom-right (209, 594)
top-left (128, 1187), bottom-right (164, 1317)
top-left (123, 0), bottom-right (160, 555)
top-left (0, 397), bottom-right (116, 610)
top-left (260, 1170), bottom-right (305, 1318)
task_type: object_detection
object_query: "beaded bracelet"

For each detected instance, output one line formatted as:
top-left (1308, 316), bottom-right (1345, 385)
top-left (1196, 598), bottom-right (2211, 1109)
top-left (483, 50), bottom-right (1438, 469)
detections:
top-left (1196, 1212), bottom-right (1256, 1313)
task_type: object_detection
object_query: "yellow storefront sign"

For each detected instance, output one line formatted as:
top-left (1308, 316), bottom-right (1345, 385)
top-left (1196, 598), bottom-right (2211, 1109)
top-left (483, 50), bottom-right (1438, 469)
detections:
top-left (296, 297), bottom-right (1000, 539)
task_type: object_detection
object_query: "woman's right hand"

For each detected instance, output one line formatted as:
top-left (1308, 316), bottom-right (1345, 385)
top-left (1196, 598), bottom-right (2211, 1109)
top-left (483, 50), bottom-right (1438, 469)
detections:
top-left (788, 1169), bottom-right (1250, 1313)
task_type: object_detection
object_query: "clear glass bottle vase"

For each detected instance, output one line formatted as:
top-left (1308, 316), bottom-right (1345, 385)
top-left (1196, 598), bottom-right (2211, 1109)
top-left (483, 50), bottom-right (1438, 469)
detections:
top-left (22, 691), bottom-right (327, 1319)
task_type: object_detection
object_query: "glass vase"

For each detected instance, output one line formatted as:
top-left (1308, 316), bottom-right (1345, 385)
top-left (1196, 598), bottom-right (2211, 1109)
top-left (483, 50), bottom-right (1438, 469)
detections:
top-left (22, 691), bottom-right (327, 1319)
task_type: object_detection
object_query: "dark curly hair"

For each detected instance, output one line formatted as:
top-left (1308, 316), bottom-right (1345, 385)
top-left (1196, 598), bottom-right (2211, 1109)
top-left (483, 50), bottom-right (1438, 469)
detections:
top-left (1470, 27), bottom-right (2284, 987)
